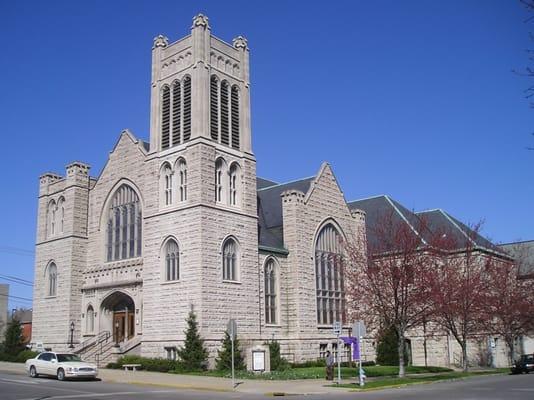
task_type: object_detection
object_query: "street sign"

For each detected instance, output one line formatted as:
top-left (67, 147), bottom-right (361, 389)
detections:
top-left (333, 321), bottom-right (342, 335)
top-left (227, 319), bottom-right (237, 389)
top-left (227, 319), bottom-right (237, 340)
top-left (353, 320), bottom-right (366, 338)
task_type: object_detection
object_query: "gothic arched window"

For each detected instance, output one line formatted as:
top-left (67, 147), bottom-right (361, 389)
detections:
top-left (47, 199), bottom-right (56, 238)
top-left (46, 262), bottom-right (57, 297)
top-left (164, 239), bottom-right (180, 281)
top-left (161, 163), bottom-right (173, 206)
top-left (172, 80), bottom-right (181, 146)
top-left (183, 76), bottom-right (192, 141)
top-left (86, 305), bottom-right (95, 333)
top-left (177, 158), bottom-right (187, 202)
top-left (209, 76), bottom-right (240, 150)
top-left (228, 163), bottom-right (241, 206)
top-left (57, 197), bottom-right (65, 233)
top-left (161, 85), bottom-right (171, 149)
top-left (264, 258), bottom-right (278, 325)
top-left (106, 184), bottom-right (142, 262)
top-left (315, 224), bottom-right (345, 325)
top-left (231, 85), bottom-right (240, 150)
top-left (220, 80), bottom-right (230, 146)
top-left (222, 238), bottom-right (239, 281)
top-left (161, 77), bottom-right (191, 150)
top-left (210, 75), bottom-right (219, 141)
top-left (215, 158), bottom-right (227, 203)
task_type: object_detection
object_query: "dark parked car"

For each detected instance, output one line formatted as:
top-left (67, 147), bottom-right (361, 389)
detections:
top-left (511, 354), bottom-right (534, 374)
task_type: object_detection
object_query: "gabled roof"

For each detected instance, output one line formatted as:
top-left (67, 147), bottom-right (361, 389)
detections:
top-left (347, 195), bottom-right (425, 251)
top-left (500, 240), bottom-right (534, 277)
top-left (257, 177), bottom-right (278, 190)
top-left (347, 195), bottom-right (507, 258)
top-left (257, 176), bottom-right (315, 252)
top-left (416, 209), bottom-right (502, 254)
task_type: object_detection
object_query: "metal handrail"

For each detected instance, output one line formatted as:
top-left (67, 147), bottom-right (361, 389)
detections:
top-left (75, 330), bottom-right (111, 354)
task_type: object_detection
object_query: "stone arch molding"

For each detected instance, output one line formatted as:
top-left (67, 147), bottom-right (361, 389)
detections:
top-left (98, 178), bottom-right (144, 231)
top-left (311, 217), bottom-right (348, 257)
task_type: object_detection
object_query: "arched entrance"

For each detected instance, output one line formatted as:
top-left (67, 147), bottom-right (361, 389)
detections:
top-left (101, 292), bottom-right (135, 344)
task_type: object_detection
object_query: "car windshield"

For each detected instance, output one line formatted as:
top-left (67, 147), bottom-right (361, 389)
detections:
top-left (524, 356), bottom-right (534, 363)
top-left (56, 354), bottom-right (82, 362)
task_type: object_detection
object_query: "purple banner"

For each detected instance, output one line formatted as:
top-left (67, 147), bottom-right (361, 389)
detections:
top-left (353, 339), bottom-right (360, 360)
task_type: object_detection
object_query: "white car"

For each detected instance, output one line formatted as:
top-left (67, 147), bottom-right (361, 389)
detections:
top-left (25, 352), bottom-right (98, 380)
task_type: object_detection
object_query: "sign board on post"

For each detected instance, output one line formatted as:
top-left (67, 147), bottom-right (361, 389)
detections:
top-left (333, 321), bottom-right (342, 335)
top-left (352, 321), bottom-right (366, 338)
top-left (352, 320), bottom-right (366, 387)
top-left (252, 351), bottom-right (265, 372)
top-left (227, 319), bottom-right (237, 341)
top-left (227, 319), bottom-right (237, 389)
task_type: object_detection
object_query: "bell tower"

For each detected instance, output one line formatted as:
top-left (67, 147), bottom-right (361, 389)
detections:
top-left (142, 15), bottom-right (260, 362)
top-left (149, 14), bottom-right (252, 156)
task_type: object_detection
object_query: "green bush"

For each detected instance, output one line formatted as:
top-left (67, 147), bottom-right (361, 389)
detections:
top-left (113, 355), bottom-right (181, 372)
top-left (267, 340), bottom-right (290, 371)
top-left (177, 311), bottom-right (208, 371)
top-left (15, 350), bottom-right (38, 363)
top-left (291, 360), bottom-right (375, 369)
top-left (0, 349), bottom-right (38, 363)
top-left (376, 325), bottom-right (409, 366)
top-left (215, 331), bottom-right (245, 371)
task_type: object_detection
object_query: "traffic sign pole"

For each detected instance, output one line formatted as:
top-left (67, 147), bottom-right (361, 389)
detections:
top-left (333, 321), bottom-right (342, 384)
top-left (227, 319), bottom-right (237, 389)
top-left (231, 335), bottom-right (235, 388)
top-left (352, 320), bottom-right (366, 387)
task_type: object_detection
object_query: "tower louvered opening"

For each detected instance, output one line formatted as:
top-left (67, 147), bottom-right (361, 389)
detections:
top-left (220, 81), bottom-right (229, 145)
top-left (183, 76), bottom-right (192, 142)
top-left (161, 86), bottom-right (171, 149)
top-left (172, 81), bottom-right (181, 146)
top-left (210, 76), bottom-right (219, 141)
top-left (231, 85), bottom-right (240, 150)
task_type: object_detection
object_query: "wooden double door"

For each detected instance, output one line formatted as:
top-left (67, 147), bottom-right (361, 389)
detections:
top-left (113, 311), bottom-right (135, 343)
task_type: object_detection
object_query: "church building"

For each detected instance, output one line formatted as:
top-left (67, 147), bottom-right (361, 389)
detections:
top-left (32, 15), bottom-right (513, 368)
top-left (33, 15), bottom-right (365, 367)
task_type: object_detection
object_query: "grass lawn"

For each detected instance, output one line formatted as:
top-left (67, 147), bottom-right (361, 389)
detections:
top-left (174, 365), bottom-right (455, 381)
top-left (329, 369), bottom-right (509, 390)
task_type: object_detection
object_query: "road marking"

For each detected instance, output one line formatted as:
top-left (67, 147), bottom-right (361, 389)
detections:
top-left (0, 377), bottom-right (38, 385)
top-left (17, 391), bottom-right (177, 400)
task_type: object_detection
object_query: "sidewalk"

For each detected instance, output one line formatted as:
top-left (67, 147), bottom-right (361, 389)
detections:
top-left (0, 362), bottom-right (351, 395)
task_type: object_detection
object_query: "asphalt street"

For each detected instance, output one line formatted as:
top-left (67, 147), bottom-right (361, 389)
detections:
top-left (1, 370), bottom-right (534, 400)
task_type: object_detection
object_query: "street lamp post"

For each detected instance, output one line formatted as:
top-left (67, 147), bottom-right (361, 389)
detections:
top-left (69, 321), bottom-right (75, 349)
top-left (115, 321), bottom-right (120, 347)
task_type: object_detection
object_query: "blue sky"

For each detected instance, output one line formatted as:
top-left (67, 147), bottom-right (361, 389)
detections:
top-left (0, 0), bottom-right (533, 310)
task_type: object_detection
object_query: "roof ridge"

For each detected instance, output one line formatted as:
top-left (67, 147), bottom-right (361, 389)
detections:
top-left (500, 239), bottom-right (534, 246)
top-left (256, 175), bottom-right (315, 191)
top-left (416, 208), bottom-right (442, 214)
top-left (347, 194), bottom-right (388, 204)
top-left (384, 196), bottom-right (428, 245)
top-left (438, 210), bottom-right (477, 246)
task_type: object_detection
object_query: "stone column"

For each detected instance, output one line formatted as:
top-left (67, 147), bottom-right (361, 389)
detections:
top-left (191, 14), bottom-right (211, 140)
top-left (233, 36), bottom-right (252, 154)
top-left (149, 35), bottom-right (168, 152)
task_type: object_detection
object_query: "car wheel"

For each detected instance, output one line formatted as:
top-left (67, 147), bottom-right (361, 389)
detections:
top-left (29, 366), bottom-right (38, 378)
top-left (57, 368), bottom-right (65, 381)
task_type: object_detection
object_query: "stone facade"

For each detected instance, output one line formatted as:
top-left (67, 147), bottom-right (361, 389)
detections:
top-left (32, 14), bottom-right (516, 369)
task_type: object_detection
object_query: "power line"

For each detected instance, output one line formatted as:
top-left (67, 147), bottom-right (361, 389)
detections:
top-left (0, 274), bottom-right (33, 286)
top-left (0, 293), bottom-right (32, 302)
top-left (0, 246), bottom-right (34, 257)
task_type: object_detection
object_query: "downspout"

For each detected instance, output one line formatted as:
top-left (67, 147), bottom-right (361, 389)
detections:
top-left (258, 252), bottom-right (262, 337)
